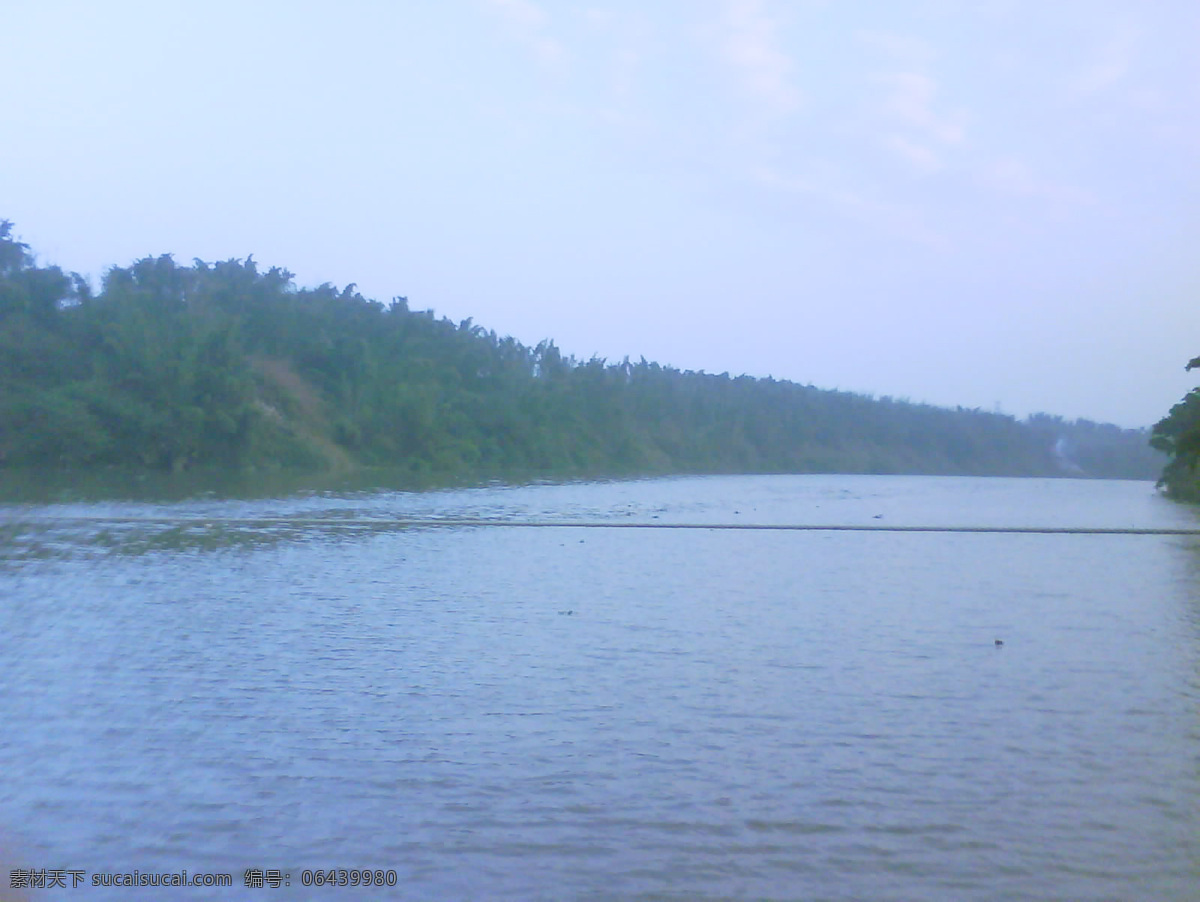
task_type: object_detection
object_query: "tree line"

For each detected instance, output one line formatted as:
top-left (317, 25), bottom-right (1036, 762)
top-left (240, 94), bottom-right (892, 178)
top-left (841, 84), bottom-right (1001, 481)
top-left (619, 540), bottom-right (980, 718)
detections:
top-left (0, 221), bottom-right (1163, 484)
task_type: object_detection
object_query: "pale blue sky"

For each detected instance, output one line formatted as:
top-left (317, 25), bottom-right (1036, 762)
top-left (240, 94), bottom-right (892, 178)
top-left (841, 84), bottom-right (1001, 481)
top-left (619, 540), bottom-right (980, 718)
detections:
top-left (4, 0), bottom-right (1197, 427)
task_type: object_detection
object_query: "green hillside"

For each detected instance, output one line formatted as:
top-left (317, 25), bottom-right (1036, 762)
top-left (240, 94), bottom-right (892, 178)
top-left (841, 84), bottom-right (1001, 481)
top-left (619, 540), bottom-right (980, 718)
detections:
top-left (0, 221), bottom-right (1163, 485)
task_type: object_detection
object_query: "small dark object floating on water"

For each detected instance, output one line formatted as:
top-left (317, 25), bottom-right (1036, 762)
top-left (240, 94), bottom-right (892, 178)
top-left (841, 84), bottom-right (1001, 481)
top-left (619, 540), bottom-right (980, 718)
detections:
top-left (995, 639), bottom-right (1004, 646)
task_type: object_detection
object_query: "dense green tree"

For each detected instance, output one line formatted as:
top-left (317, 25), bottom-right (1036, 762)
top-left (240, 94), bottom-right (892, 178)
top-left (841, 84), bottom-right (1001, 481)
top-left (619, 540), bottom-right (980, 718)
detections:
top-left (1151, 357), bottom-right (1200, 499)
top-left (0, 220), bottom-right (1166, 482)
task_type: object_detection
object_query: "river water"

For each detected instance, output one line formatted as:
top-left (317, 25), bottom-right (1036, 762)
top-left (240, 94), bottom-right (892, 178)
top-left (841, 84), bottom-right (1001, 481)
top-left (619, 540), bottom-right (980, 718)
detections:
top-left (1, 475), bottom-right (1198, 900)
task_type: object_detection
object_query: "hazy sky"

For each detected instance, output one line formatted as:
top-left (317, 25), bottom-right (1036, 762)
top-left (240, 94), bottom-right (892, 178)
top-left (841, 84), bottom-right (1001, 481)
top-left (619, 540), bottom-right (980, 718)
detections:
top-left (4, 1), bottom-right (1197, 427)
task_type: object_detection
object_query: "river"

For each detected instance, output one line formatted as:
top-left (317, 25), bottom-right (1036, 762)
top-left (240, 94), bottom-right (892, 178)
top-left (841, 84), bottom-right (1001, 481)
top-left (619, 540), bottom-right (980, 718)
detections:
top-left (1, 474), bottom-right (1198, 900)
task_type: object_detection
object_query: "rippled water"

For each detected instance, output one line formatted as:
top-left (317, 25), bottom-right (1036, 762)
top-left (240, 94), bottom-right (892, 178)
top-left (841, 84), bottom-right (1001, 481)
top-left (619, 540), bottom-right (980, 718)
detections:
top-left (1, 475), bottom-right (1198, 900)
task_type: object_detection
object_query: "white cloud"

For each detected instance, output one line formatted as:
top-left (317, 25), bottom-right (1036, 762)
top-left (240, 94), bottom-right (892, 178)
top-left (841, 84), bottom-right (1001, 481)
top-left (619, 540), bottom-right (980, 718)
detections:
top-left (856, 35), bottom-right (962, 174)
top-left (484, 0), bottom-right (566, 67)
top-left (486, 0), bottom-right (543, 29)
top-left (884, 134), bottom-right (942, 173)
top-left (857, 31), bottom-right (934, 69)
top-left (718, 0), bottom-right (800, 117)
top-left (581, 6), bottom-right (650, 100)
top-left (983, 157), bottom-right (1096, 208)
top-left (752, 164), bottom-right (948, 249)
top-left (1066, 26), bottom-right (1139, 97)
top-left (880, 72), bottom-right (965, 145)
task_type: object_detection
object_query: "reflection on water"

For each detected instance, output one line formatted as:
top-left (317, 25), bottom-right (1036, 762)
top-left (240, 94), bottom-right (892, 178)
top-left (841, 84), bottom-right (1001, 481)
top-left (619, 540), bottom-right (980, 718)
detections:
top-left (0, 465), bottom-right (544, 506)
top-left (0, 475), bottom-right (1198, 900)
top-left (0, 519), bottom-right (413, 562)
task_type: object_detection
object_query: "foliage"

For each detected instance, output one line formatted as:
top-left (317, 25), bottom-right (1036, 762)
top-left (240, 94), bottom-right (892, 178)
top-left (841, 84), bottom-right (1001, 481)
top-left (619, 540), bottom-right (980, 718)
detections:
top-left (0, 220), bottom-right (1165, 482)
top-left (1151, 358), bottom-right (1200, 500)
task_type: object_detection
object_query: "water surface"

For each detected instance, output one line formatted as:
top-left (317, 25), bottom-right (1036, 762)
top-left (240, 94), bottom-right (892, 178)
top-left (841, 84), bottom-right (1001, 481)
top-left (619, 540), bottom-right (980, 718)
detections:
top-left (1, 475), bottom-right (1197, 900)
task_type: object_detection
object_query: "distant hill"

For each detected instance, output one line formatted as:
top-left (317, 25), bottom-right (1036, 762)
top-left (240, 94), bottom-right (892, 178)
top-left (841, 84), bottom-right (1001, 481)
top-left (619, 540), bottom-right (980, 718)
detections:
top-left (0, 220), bottom-right (1164, 483)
